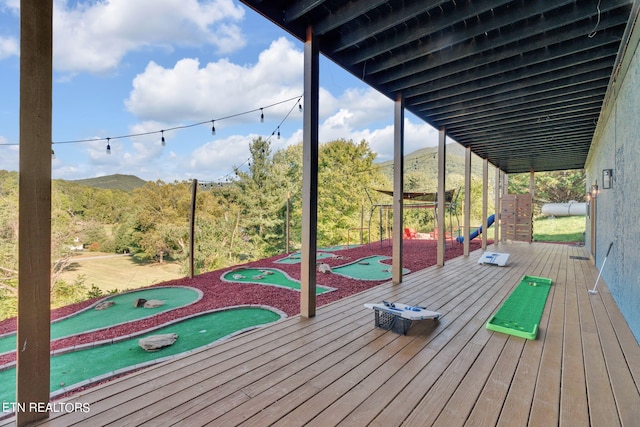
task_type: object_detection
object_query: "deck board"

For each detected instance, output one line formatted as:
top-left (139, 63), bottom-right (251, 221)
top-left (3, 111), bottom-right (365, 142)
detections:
top-left (559, 251), bottom-right (589, 426)
top-left (2, 242), bottom-right (640, 427)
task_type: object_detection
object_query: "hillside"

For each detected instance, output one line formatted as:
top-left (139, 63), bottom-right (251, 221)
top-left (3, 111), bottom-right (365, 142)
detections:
top-left (72, 174), bottom-right (147, 191)
top-left (375, 142), bottom-right (487, 187)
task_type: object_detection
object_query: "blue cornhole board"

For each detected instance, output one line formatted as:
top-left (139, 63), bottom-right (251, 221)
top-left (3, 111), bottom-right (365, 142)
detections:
top-left (478, 252), bottom-right (510, 266)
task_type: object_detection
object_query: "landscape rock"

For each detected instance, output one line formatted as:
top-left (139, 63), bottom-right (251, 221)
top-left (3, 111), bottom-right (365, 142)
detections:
top-left (318, 263), bottom-right (332, 273)
top-left (134, 298), bottom-right (147, 307)
top-left (143, 299), bottom-right (165, 308)
top-left (138, 333), bottom-right (178, 352)
top-left (94, 301), bottom-right (115, 310)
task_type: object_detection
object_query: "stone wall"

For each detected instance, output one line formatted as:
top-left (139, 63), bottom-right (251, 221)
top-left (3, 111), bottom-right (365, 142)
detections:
top-left (586, 23), bottom-right (640, 343)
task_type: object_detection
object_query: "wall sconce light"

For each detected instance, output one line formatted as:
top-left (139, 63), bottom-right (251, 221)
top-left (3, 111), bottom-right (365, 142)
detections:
top-left (590, 184), bottom-right (598, 199)
top-left (602, 169), bottom-right (613, 189)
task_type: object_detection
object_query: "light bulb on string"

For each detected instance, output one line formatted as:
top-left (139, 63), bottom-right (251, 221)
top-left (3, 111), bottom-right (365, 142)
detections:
top-left (260, 108), bottom-right (264, 123)
top-left (211, 120), bottom-right (216, 136)
top-left (161, 130), bottom-right (166, 146)
top-left (298, 102), bottom-right (303, 112)
top-left (51, 149), bottom-right (56, 160)
top-left (106, 138), bottom-right (111, 155)
top-left (277, 128), bottom-right (281, 139)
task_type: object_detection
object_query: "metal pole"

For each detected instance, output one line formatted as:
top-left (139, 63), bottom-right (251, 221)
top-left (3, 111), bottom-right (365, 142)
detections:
top-left (189, 179), bottom-right (197, 278)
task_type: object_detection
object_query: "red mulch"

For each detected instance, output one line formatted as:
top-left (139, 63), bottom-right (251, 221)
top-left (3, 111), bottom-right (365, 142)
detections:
top-left (0, 238), bottom-right (486, 367)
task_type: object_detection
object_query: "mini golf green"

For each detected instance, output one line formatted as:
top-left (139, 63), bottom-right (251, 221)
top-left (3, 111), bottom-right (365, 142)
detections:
top-left (0, 307), bottom-right (281, 403)
top-left (486, 275), bottom-right (553, 340)
top-left (275, 252), bottom-right (336, 264)
top-left (331, 256), bottom-right (410, 280)
top-left (0, 287), bottom-right (201, 355)
top-left (223, 268), bottom-right (333, 294)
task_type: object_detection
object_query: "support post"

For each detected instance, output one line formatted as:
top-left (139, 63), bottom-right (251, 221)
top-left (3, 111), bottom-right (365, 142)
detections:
top-left (437, 128), bottom-right (446, 267)
top-left (286, 192), bottom-right (290, 254)
top-left (494, 167), bottom-right (501, 245)
top-left (481, 158), bottom-right (489, 251)
top-left (529, 168), bottom-right (535, 199)
top-left (301, 25), bottom-right (319, 318)
top-left (503, 173), bottom-right (509, 195)
top-left (392, 94), bottom-right (404, 284)
top-left (17, 1), bottom-right (53, 424)
top-left (463, 146), bottom-right (471, 257)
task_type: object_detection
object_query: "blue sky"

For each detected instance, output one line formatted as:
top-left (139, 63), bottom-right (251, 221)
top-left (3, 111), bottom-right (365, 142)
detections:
top-left (0, 0), bottom-right (441, 182)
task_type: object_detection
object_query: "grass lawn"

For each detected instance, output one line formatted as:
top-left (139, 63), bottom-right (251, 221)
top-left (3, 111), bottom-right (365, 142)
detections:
top-left (533, 215), bottom-right (586, 243)
top-left (59, 252), bottom-right (184, 292)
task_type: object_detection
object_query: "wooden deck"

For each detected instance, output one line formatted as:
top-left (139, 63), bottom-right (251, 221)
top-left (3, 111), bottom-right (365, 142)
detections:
top-left (4, 242), bottom-right (640, 426)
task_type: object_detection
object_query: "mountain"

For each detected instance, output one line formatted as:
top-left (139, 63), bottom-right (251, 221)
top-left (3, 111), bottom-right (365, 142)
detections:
top-left (375, 142), bottom-right (485, 183)
top-left (71, 174), bottom-right (147, 191)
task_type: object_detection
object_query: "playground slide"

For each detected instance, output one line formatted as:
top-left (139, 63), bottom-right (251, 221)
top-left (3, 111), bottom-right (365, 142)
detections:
top-left (456, 214), bottom-right (495, 243)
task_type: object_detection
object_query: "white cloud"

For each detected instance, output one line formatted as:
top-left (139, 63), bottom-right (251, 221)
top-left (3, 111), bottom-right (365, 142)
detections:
top-left (0, 36), bottom-right (18, 60)
top-left (188, 134), bottom-right (254, 179)
top-left (52, 0), bottom-right (245, 74)
top-left (0, 0), bottom-right (19, 11)
top-left (125, 37), bottom-right (304, 123)
top-left (0, 143), bottom-right (17, 171)
top-left (57, 35), bottom-right (439, 181)
top-left (315, 86), bottom-right (440, 162)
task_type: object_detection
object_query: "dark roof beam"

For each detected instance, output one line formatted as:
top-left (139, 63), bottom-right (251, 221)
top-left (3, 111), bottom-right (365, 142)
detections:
top-left (299, 0), bottom-right (391, 35)
top-left (401, 43), bottom-right (617, 101)
top-left (331, 0), bottom-right (451, 53)
top-left (436, 96), bottom-right (603, 129)
top-left (449, 105), bottom-right (602, 134)
top-left (346, 0), bottom-right (534, 67)
top-left (480, 148), bottom-right (590, 165)
top-left (408, 66), bottom-right (611, 112)
top-left (453, 126), bottom-right (595, 147)
top-left (427, 83), bottom-right (607, 123)
top-left (455, 121), bottom-right (595, 141)
top-left (283, 0), bottom-right (326, 23)
top-left (376, 8), bottom-right (630, 87)
top-left (357, 0), bottom-right (615, 74)
top-left (406, 56), bottom-right (614, 107)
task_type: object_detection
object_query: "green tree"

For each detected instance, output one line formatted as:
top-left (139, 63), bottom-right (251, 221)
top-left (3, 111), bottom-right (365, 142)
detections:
top-left (508, 170), bottom-right (586, 204)
top-left (0, 171), bottom-right (19, 310)
top-left (232, 137), bottom-right (289, 257)
top-left (130, 180), bottom-right (191, 262)
top-left (315, 139), bottom-right (387, 245)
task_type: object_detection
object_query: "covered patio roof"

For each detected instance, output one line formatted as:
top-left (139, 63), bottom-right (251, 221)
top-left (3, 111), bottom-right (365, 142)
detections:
top-left (240, 0), bottom-right (636, 173)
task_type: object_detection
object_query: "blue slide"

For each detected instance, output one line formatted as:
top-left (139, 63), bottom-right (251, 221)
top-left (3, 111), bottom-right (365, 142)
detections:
top-left (456, 214), bottom-right (495, 243)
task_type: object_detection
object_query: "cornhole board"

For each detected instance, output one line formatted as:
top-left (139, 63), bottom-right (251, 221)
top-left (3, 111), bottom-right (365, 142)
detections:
top-left (486, 275), bottom-right (552, 340)
top-left (478, 252), bottom-right (510, 266)
top-left (365, 302), bottom-right (440, 335)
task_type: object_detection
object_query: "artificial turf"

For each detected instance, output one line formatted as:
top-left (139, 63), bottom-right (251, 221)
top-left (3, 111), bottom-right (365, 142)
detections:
top-left (0, 307), bottom-right (281, 403)
top-left (0, 287), bottom-right (200, 355)
top-left (486, 275), bottom-right (553, 340)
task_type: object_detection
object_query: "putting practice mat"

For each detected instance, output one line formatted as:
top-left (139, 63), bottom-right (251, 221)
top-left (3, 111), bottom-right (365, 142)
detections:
top-left (486, 275), bottom-right (552, 340)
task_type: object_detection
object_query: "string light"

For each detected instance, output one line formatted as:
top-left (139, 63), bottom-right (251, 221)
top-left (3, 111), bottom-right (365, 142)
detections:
top-left (51, 149), bottom-right (55, 160)
top-left (38, 94), bottom-right (302, 149)
top-left (0, 95), bottom-right (305, 187)
top-left (212, 95), bottom-right (303, 184)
